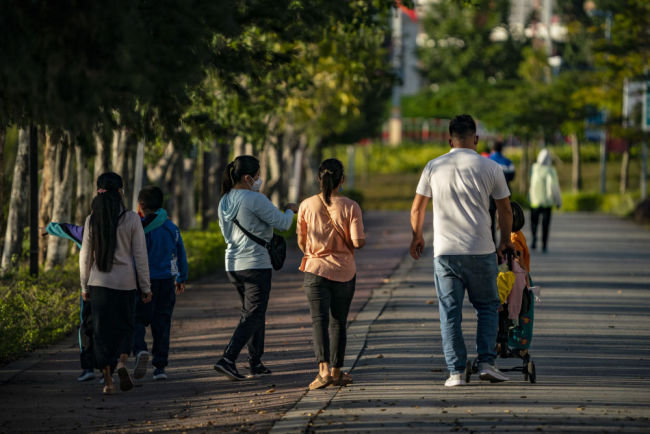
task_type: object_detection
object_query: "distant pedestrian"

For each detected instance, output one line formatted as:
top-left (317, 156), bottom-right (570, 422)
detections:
top-left (79, 172), bottom-right (152, 395)
top-left (489, 141), bottom-right (515, 187)
top-left (488, 140), bottom-right (515, 243)
top-left (297, 158), bottom-right (365, 390)
top-left (529, 149), bottom-right (562, 252)
top-left (214, 155), bottom-right (298, 381)
top-left (410, 114), bottom-right (514, 387)
top-left (132, 186), bottom-right (188, 381)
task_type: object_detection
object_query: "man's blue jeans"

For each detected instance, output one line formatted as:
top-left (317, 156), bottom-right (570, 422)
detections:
top-left (434, 254), bottom-right (500, 374)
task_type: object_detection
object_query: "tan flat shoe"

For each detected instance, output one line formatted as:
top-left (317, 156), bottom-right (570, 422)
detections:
top-left (309, 374), bottom-right (332, 390)
top-left (332, 372), bottom-right (352, 387)
top-left (102, 384), bottom-right (115, 395)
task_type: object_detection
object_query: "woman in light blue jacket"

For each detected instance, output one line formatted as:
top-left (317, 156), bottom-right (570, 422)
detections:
top-left (214, 155), bottom-right (298, 380)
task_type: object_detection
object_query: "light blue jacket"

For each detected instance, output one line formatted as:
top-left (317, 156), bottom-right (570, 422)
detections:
top-left (218, 189), bottom-right (294, 271)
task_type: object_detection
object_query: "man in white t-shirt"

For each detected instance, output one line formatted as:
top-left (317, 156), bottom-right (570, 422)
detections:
top-left (410, 114), bottom-right (514, 387)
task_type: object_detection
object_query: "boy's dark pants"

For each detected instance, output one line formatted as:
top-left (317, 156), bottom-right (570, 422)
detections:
top-left (79, 295), bottom-right (94, 370)
top-left (133, 278), bottom-right (176, 369)
top-left (223, 269), bottom-right (272, 367)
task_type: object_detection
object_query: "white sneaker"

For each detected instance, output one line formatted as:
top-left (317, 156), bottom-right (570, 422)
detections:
top-left (478, 363), bottom-right (508, 382)
top-left (444, 373), bottom-right (467, 387)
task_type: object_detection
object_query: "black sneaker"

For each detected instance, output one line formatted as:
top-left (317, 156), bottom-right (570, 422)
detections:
top-left (248, 363), bottom-right (272, 377)
top-left (214, 358), bottom-right (245, 381)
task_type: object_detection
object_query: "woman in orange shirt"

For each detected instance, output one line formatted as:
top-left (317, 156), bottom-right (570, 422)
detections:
top-left (297, 159), bottom-right (365, 390)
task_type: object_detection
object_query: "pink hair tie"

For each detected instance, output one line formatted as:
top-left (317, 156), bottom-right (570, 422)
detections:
top-left (97, 188), bottom-right (108, 194)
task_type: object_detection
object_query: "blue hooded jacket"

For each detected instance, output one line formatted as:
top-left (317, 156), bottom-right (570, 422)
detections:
top-left (141, 209), bottom-right (188, 283)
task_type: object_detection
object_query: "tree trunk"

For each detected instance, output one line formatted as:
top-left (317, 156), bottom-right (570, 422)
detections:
top-left (75, 143), bottom-right (93, 224)
top-left (147, 141), bottom-right (175, 185)
top-left (288, 135), bottom-right (307, 203)
top-left (38, 132), bottom-right (56, 264)
top-left (570, 133), bottom-right (582, 192)
top-left (201, 150), bottom-right (212, 229)
top-left (45, 136), bottom-right (74, 269)
top-left (177, 154), bottom-right (196, 230)
top-left (620, 145), bottom-right (630, 194)
top-left (210, 139), bottom-right (229, 215)
top-left (0, 126), bottom-right (5, 232)
top-left (94, 132), bottom-right (111, 182)
top-left (132, 140), bottom-right (145, 211)
top-left (264, 135), bottom-right (284, 206)
top-left (1, 130), bottom-right (30, 273)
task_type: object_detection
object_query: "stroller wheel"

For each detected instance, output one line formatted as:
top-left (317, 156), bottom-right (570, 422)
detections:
top-left (528, 361), bottom-right (536, 384)
top-left (465, 360), bottom-right (472, 383)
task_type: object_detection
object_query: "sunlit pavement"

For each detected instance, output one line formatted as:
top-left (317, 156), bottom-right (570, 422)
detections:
top-left (274, 212), bottom-right (650, 433)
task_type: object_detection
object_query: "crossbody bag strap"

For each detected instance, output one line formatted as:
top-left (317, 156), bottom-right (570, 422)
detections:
top-left (232, 218), bottom-right (270, 249)
top-left (318, 195), bottom-right (354, 251)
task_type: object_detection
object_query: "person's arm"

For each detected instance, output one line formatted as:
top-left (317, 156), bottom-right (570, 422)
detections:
top-left (349, 201), bottom-right (365, 249)
top-left (254, 194), bottom-right (295, 231)
top-left (296, 204), bottom-right (307, 253)
top-left (410, 193), bottom-right (430, 259)
top-left (79, 217), bottom-right (92, 300)
top-left (130, 214), bottom-right (152, 302)
top-left (494, 197), bottom-right (514, 261)
top-left (175, 231), bottom-right (188, 295)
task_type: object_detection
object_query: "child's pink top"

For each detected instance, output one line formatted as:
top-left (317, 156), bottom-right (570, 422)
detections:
top-left (297, 194), bottom-right (364, 282)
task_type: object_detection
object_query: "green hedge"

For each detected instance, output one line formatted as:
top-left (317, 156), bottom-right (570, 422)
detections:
top-left (0, 266), bottom-right (80, 365)
top-left (561, 192), bottom-right (639, 216)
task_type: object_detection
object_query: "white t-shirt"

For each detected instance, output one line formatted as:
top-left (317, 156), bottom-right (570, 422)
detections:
top-left (416, 148), bottom-right (510, 257)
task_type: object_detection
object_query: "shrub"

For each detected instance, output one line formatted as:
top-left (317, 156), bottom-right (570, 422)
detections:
top-left (561, 192), bottom-right (638, 215)
top-left (0, 266), bottom-right (79, 365)
top-left (182, 223), bottom-right (227, 279)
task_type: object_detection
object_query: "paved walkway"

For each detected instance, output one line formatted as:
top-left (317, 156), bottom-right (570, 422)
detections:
top-left (1, 212), bottom-right (649, 433)
top-left (277, 212), bottom-right (650, 433)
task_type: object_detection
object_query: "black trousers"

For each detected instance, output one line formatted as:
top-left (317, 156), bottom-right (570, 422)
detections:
top-left (133, 278), bottom-right (176, 369)
top-left (530, 206), bottom-right (552, 249)
top-left (303, 272), bottom-right (356, 368)
top-left (223, 269), bottom-right (272, 366)
top-left (79, 295), bottom-right (94, 371)
top-left (89, 286), bottom-right (136, 369)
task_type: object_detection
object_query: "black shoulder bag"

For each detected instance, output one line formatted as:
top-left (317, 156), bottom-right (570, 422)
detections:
top-left (232, 218), bottom-right (286, 270)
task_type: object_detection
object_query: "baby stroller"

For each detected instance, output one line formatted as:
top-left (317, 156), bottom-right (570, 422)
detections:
top-left (466, 249), bottom-right (537, 383)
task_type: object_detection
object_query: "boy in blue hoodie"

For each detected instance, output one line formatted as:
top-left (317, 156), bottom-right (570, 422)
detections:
top-left (132, 185), bottom-right (188, 380)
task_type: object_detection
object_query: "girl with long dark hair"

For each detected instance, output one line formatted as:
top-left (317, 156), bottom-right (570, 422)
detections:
top-left (214, 155), bottom-right (298, 380)
top-left (79, 172), bottom-right (152, 394)
top-left (297, 158), bottom-right (365, 389)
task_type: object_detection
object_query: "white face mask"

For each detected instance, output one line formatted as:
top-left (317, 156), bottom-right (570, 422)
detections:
top-left (250, 177), bottom-right (263, 192)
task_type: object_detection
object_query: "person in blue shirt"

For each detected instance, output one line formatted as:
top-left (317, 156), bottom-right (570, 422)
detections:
top-left (489, 141), bottom-right (515, 187)
top-left (488, 141), bottom-right (516, 243)
top-left (132, 185), bottom-right (188, 381)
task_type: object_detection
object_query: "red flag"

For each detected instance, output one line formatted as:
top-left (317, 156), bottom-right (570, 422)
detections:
top-left (396, 0), bottom-right (418, 22)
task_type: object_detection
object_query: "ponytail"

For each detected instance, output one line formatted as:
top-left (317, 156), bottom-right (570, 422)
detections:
top-left (318, 158), bottom-right (344, 205)
top-left (90, 172), bottom-right (125, 272)
top-left (220, 155), bottom-right (260, 197)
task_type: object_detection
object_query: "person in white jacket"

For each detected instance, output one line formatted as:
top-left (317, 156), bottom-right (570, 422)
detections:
top-left (528, 149), bottom-right (562, 252)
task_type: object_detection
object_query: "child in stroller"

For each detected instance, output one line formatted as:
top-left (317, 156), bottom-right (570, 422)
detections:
top-left (466, 200), bottom-right (537, 383)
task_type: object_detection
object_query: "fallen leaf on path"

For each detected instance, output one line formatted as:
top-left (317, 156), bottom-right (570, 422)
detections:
top-left (377, 354), bottom-right (384, 358)
top-left (266, 388), bottom-right (275, 394)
